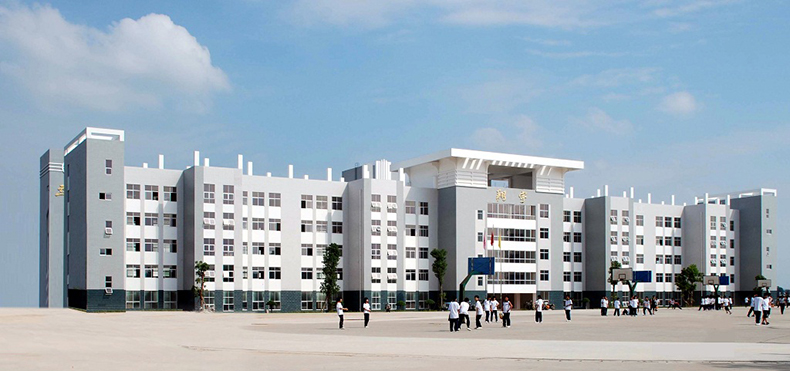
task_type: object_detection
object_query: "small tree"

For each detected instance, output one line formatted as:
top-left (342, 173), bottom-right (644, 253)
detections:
top-left (193, 261), bottom-right (210, 311)
top-left (608, 260), bottom-right (622, 300)
top-left (675, 264), bottom-right (703, 306)
top-left (320, 243), bottom-right (342, 311)
top-left (430, 248), bottom-right (448, 309)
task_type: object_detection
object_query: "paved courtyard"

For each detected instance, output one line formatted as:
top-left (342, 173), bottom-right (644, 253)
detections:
top-left (1, 307), bottom-right (789, 370)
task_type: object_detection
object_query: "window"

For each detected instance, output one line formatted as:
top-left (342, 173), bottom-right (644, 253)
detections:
top-left (269, 193), bottom-right (281, 207)
top-left (405, 201), bottom-right (416, 214)
top-left (163, 265), bottom-right (177, 278)
top-left (419, 202), bottom-right (429, 215)
top-left (371, 267), bottom-right (381, 283)
top-left (269, 267), bottom-right (281, 280)
top-left (539, 204), bottom-right (549, 218)
top-left (767, 229), bottom-right (773, 235)
top-left (268, 243), bottom-right (281, 256)
top-left (710, 216), bottom-right (717, 230)
top-left (315, 196), bottom-right (328, 209)
top-left (656, 273), bottom-right (664, 283)
top-left (126, 291), bottom-right (141, 309)
top-left (405, 225), bottom-right (416, 237)
top-left (371, 195), bottom-right (381, 212)
top-left (371, 292), bottom-right (381, 310)
top-left (573, 252), bottom-right (582, 263)
top-left (477, 210), bottom-right (484, 220)
top-left (388, 292), bottom-right (397, 307)
top-left (656, 236), bottom-right (664, 246)
top-left (665, 255), bottom-right (672, 264)
top-left (162, 213), bottom-right (176, 227)
top-left (332, 222), bottom-right (343, 234)
top-left (540, 270), bottom-right (549, 281)
top-left (203, 212), bottom-right (215, 229)
top-left (573, 232), bottom-right (582, 243)
top-left (563, 252), bottom-right (571, 262)
top-left (636, 215), bottom-right (644, 226)
top-left (300, 195), bottom-right (313, 209)
top-left (203, 238), bottom-right (215, 256)
top-left (371, 244), bottom-right (381, 260)
top-left (563, 210), bottom-right (571, 222)
top-left (126, 238), bottom-right (140, 252)
top-left (105, 220), bottom-right (113, 229)
top-left (387, 220), bottom-right (397, 236)
top-left (730, 239), bottom-right (735, 249)
top-left (539, 228), bottom-right (549, 239)
top-left (674, 237), bottom-right (682, 247)
top-left (222, 185), bottom-right (234, 205)
top-left (104, 276), bottom-right (112, 288)
top-left (144, 185), bottom-right (159, 201)
top-left (163, 186), bottom-right (177, 202)
top-left (419, 269), bottom-right (429, 281)
top-left (98, 192), bottom-right (112, 200)
top-left (222, 213), bottom-right (234, 230)
top-left (312, 220), bottom-right (327, 233)
top-left (144, 239), bottom-right (158, 252)
top-left (387, 244), bottom-right (397, 260)
top-left (664, 217), bottom-right (672, 228)
top-left (332, 196), bottom-right (342, 210)
top-left (100, 248), bottom-right (112, 256)
top-left (674, 217), bottom-right (681, 228)
top-left (387, 267), bottom-right (397, 283)
top-left (563, 232), bottom-right (571, 243)
top-left (126, 212), bottom-right (141, 226)
top-left (406, 247), bottom-right (416, 259)
top-left (203, 184), bottom-right (215, 204)
top-left (674, 255), bottom-right (682, 265)
top-left (610, 210), bottom-right (618, 225)
top-left (301, 220), bottom-right (313, 233)
top-left (301, 244), bottom-right (313, 256)
top-left (126, 265), bottom-right (140, 278)
top-left (656, 255), bottom-right (662, 264)
top-left (636, 235), bottom-right (644, 245)
top-left (405, 292), bottom-right (416, 309)
top-left (144, 213), bottom-right (158, 226)
top-left (539, 249), bottom-right (549, 260)
top-left (387, 195), bottom-right (397, 212)
top-left (656, 216), bottom-right (663, 227)
top-left (250, 192), bottom-right (264, 206)
top-left (104, 159), bottom-right (113, 175)
top-left (419, 247), bottom-right (428, 259)
top-left (221, 291), bottom-right (234, 312)
top-left (371, 220), bottom-right (381, 236)
top-left (730, 274), bottom-right (736, 284)
top-left (406, 269), bottom-right (416, 281)
top-left (222, 239), bottom-right (234, 256)
top-left (221, 264), bottom-right (234, 282)
top-left (636, 254), bottom-right (644, 264)
top-left (573, 211), bottom-right (582, 223)
top-left (126, 184), bottom-right (140, 199)
top-left (573, 272), bottom-right (582, 282)
top-left (563, 272), bottom-right (571, 282)
top-left (419, 225), bottom-right (429, 237)
top-left (269, 219), bottom-right (281, 231)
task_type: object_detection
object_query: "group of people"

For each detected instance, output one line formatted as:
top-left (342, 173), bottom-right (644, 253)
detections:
top-left (747, 293), bottom-right (785, 326)
top-left (600, 295), bottom-right (658, 317)
top-left (448, 295), bottom-right (514, 331)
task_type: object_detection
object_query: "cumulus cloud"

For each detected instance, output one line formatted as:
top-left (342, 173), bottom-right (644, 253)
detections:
top-left (470, 115), bottom-right (543, 152)
top-left (0, 4), bottom-right (229, 112)
top-left (659, 91), bottom-right (698, 115)
top-left (573, 107), bottom-right (633, 135)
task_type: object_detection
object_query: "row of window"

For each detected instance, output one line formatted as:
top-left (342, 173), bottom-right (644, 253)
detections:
top-left (299, 195), bottom-right (343, 210)
top-left (125, 291), bottom-right (177, 310)
top-left (126, 213), bottom-right (176, 227)
top-left (126, 184), bottom-right (177, 201)
top-left (125, 265), bottom-right (177, 278)
top-left (370, 196), bottom-right (429, 215)
top-left (126, 239), bottom-right (177, 253)
top-left (562, 210), bottom-right (583, 223)
top-left (371, 245), bottom-right (429, 260)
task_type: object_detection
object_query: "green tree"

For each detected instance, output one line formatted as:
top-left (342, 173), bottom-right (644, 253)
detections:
top-left (607, 260), bottom-right (622, 300)
top-left (675, 264), bottom-right (703, 306)
top-left (753, 274), bottom-right (768, 295)
top-left (320, 243), bottom-right (342, 311)
top-left (430, 248), bottom-right (448, 309)
top-left (193, 261), bottom-right (210, 311)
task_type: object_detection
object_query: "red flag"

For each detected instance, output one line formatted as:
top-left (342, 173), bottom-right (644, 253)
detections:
top-left (490, 231), bottom-right (494, 246)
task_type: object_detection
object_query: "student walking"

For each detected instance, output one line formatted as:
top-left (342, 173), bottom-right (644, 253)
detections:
top-left (600, 296), bottom-right (608, 316)
top-left (752, 294), bottom-right (763, 326)
top-left (651, 296), bottom-right (658, 314)
top-left (747, 294), bottom-right (757, 318)
top-left (535, 295), bottom-right (544, 323)
top-left (448, 298), bottom-right (460, 332)
top-left (643, 297), bottom-right (651, 316)
top-left (780, 295), bottom-right (787, 315)
top-left (474, 296), bottom-right (484, 329)
top-left (564, 295), bottom-right (573, 321)
top-left (613, 297), bottom-right (621, 316)
top-left (502, 296), bottom-right (512, 328)
top-left (762, 294), bottom-right (772, 325)
top-left (336, 298), bottom-right (348, 329)
top-left (458, 298), bottom-right (471, 331)
top-left (483, 297), bottom-right (491, 323)
top-left (629, 296), bottom-right (638, 317)
top-left (362, 298), bottom-right (371, 328)
top-left (491, 297), bottom-right (499, 323)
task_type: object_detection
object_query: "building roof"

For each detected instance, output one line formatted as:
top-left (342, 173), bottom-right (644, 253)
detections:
top-left (390, 148), bottom-right (584, 172)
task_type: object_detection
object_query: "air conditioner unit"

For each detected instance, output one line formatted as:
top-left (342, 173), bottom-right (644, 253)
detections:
top-left (104, 288), bottom-right (113, 295)
top-left (224, 219), bottom-right (235, 226)
top-left (720, 260), bottom-right (727, 266)
top-left (610, 216), bottom-right (617, 223)
top-left (371, 273), bottom-right (381, 280)
top-left (623, 256), bottom-right (630, 262)
top-left (208, 219), bottom-right (216, 225)
top-left (387, 227), bottom-right (398, 232)
top-left (387, 250), bottom-right (398, 256)
top-left (387, 273), bottom-right (398, 280)
top-left (104, 227), bottom-right (113, 235)
top-left (710, 259), bottom-right (716, 265)
top-left (610, 237), bottom-right (617, 243)
top-left (388, 203), bottom-right (398, 210)
top-left (719, 242), bottom-right (727, 248)
top-left (371, 226), bottom-right (381, 233)
top-left (621, 238), bottom-right (629, 243)
top-left (720, 223), bottom-right (727, 229)
top-left (623, 217), bottom-right (630, 224)
top-left (610, 256), bottom-right (617, 261)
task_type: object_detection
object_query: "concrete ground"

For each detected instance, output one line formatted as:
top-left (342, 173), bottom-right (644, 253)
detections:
top-left (1, 307), bottom-right (789, 370)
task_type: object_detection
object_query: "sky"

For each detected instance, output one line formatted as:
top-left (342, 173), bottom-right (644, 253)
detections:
top-left (1, 0), bottom-right (788, 306)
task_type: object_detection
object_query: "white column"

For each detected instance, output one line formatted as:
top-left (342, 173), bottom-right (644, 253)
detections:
top-left (204, 158), bottom-right (210, 167)
top-left (247, 161), bottom-right (253, 176)
top-left (570, 186), bottom-right (574, 198)
top-left (630, 187), bottom-right (634, 199)
top-left (142, 162), bottom-right (148, 169)
top-left (194, 151), bottom-right (200, 166)
top-left (671, 195), bottom-right (676, 205)
top-left (304, 175), bottom-right (309, 180)
top-left (237, 154), bottom-right (243, 170)
top-left (604, 185), bottom-right (609, 196)
top-left (288, 165), bottom-right (294, 178)
top-left (158, 154), bottom-right (164, 169)
top-left (647, 193), bottom-right (652, 204)
top-left (597, 189), bottom-right (601, 197)
top-left (327, 168), bottom-right (333, 181)
top-left (363, 165), bottom-right (370, 179)
top-left (266, 172), bottom-right (272, 177)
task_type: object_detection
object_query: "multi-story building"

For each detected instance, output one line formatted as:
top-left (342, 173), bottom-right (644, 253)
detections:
top-left (39, 128), bottom-right (778, 312)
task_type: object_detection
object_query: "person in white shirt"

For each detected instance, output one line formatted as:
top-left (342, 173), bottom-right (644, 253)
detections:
top-left (752, 294), bottom-right (763, 326)
top-left (613, 297), bottom-right (621, 316)
top-left (724, 296), bottom-right (732, 315)
top-left (780, 295), bottom-right (787, 315)
top-left (458, 298), bottom-right (471, 331)
top-left (491, 297), bottom-right (499, 323)
top-left (747, 295), bottom-right (756, 317)
top-left (474, 296), bottom-right (484, 329)
top-left (601, 297), bottom-right (608, 316)
top-left (762, 294), bottom-right (772, 325)
top-left (501, 296), bottom-right (512, 328)
top-left (336, 298), bottom-right (348, 330)
top-left (483, 297), bottom-right (491, 323)
top-left (448, 298), bottom-right (460, 332)
top-left (362, 298), bottom-right (371, 328)
top-left (629, 296), bottom-right (638, 317)
top-left (535, 295), bottom-right (544, 323)
top-left (642, 297), bottom-right (651, 316)
top-left (564, 295), bottom-right (573, 321)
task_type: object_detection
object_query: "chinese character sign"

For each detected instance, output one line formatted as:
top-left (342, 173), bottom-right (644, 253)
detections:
top-left (495, 189), bottom-right (506, 202)
top-left (519, 191), bottom-right (527, 203)
top-left (55, 184), bottom-right (65, 197)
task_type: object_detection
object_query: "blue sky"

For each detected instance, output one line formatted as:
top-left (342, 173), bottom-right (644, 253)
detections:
top-left (1, 0), bottom-right (788, 306)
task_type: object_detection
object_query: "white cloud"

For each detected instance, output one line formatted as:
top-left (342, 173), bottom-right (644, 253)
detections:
top-left (0, 4), bottom-right (229, 112)
top-left (522, 37), bottom-right (572, 46)
top-left (571, 68), bottom-right (661, 87)
top-left (573, 107), bottom-right (633, 135)
top-left (658, 91), bottom-right (698, 115)
top-left (525, 49), bottom-right (628, 58)
top-left (469, 115), bottom-right (543, 152)
top-left (651, 0), bottom-right (736, 18)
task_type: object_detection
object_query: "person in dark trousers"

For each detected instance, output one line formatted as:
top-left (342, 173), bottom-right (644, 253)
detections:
top-left (457, 297), bottom-right (471, 331)
top-left (490, 297), bottom-right (499, 323)
top-left (753, 294), bottom-right (763, 326)
top-left (362, 297), bottom-right (371, 328)
top-left (564, 295), bottom-right (573, 321)
top-left (613, 297), bottom-right (621, 316)
top-left (474, 296), bottom-right (483, 329)
top-left (501, 296), bottom-right (512, 328)
top-left (336, 298), bottom-right (348, 329)
top-left (747, 294), bottom-right (757, 318)
top-left (780, 295), bottom-right (787, 315)
top-left (600, 296), bottom-right (608, 316)
top-left (484, 297), bottom-right (491, 323)
top-left (448, 298), bottom-right (460, 332)
top-left (535, 295), bottom-right (544, 323)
